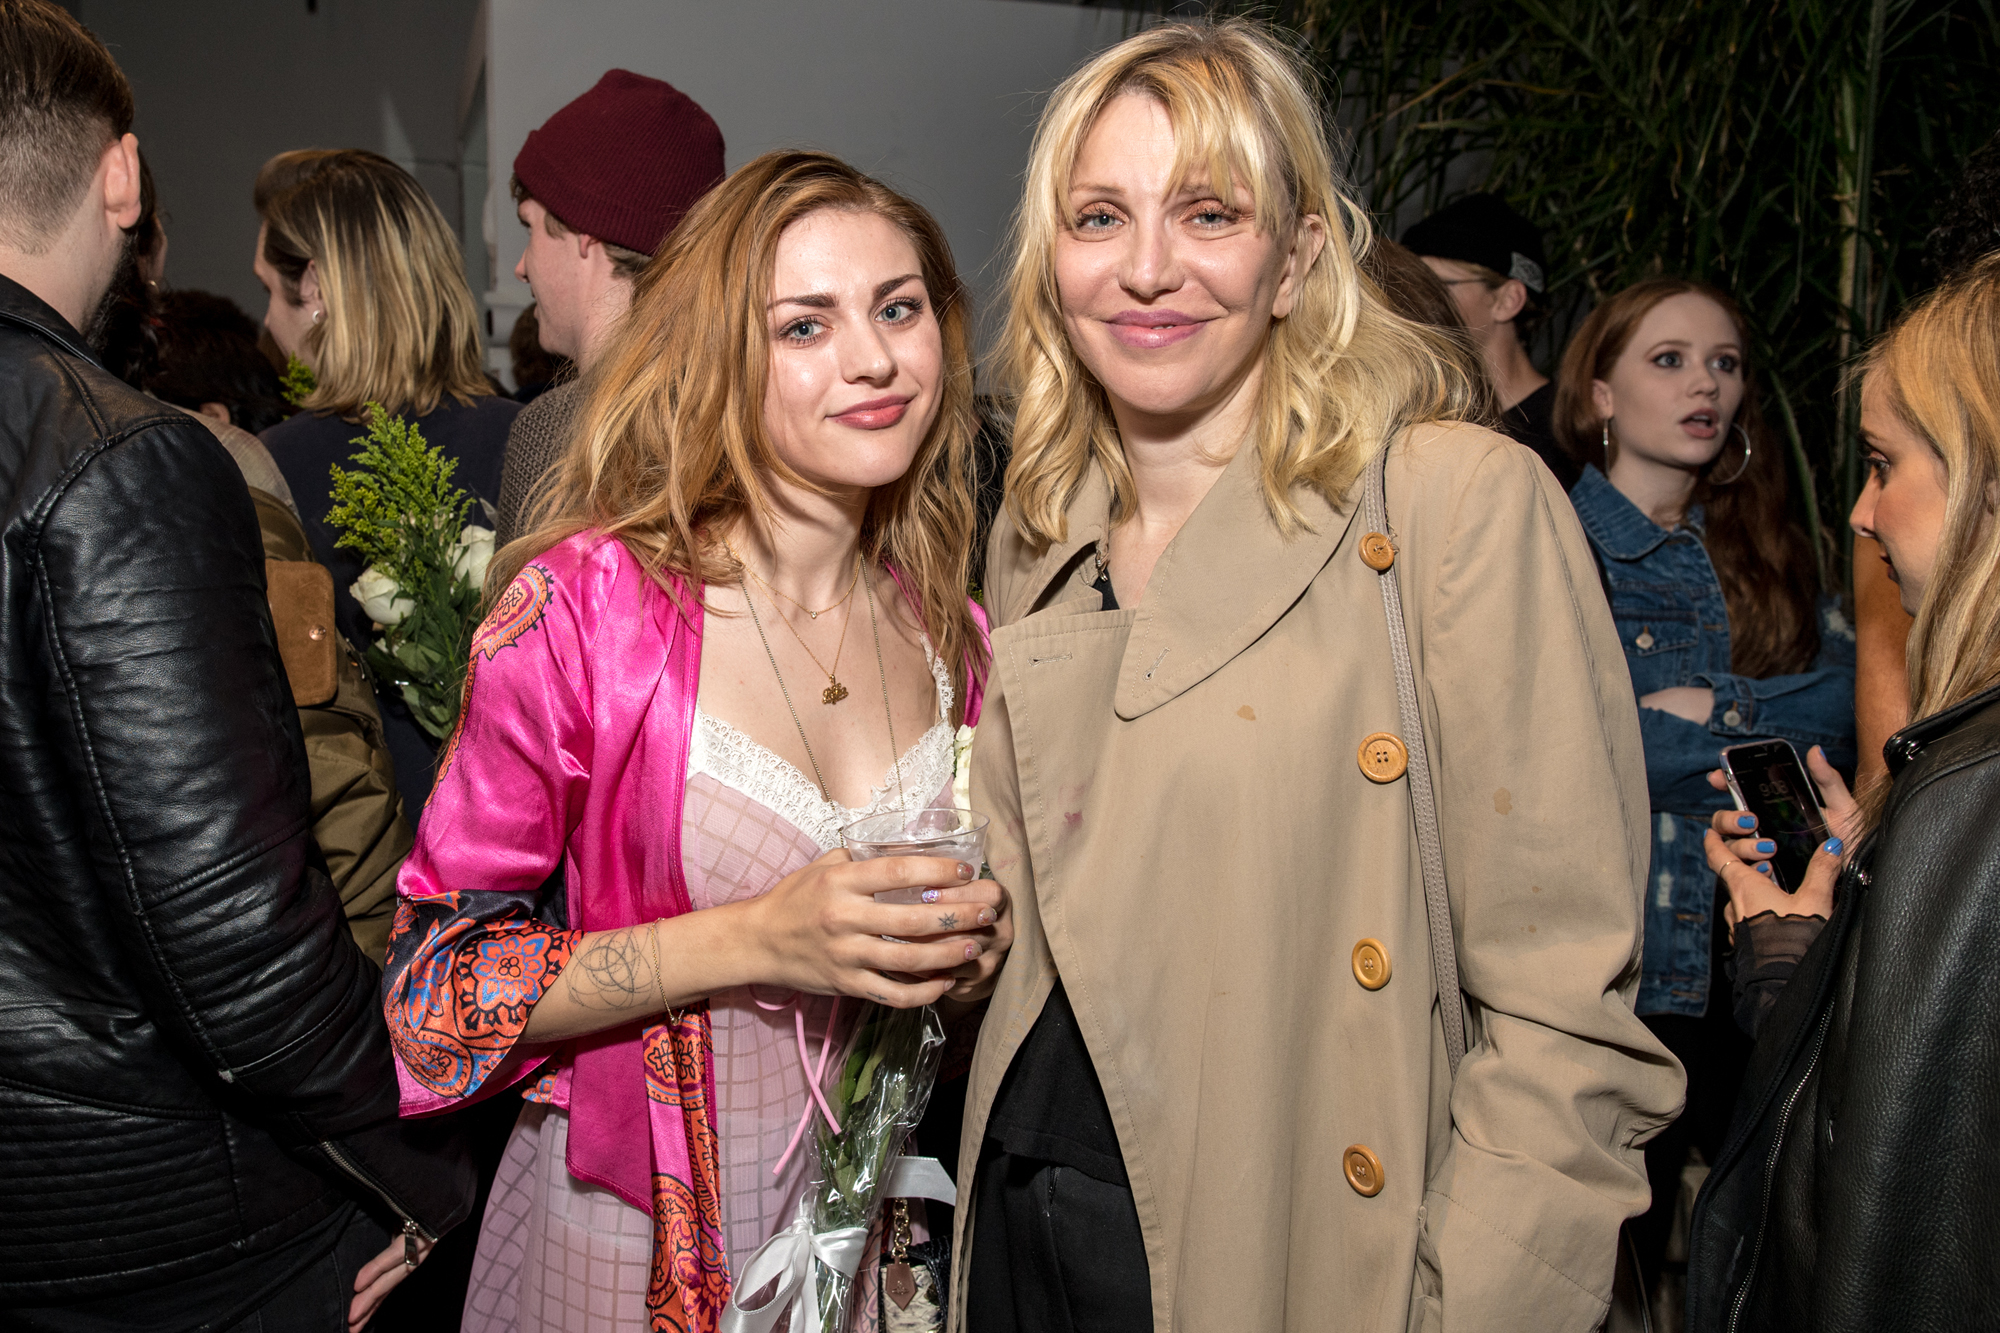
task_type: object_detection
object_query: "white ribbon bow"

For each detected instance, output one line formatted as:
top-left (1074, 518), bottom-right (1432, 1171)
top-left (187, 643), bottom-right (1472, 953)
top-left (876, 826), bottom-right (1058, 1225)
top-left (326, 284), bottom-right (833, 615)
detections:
top-left (718, 1217), bottom-right (868, 1333)
top-left (716, 1157), bottom-right (959, 1333)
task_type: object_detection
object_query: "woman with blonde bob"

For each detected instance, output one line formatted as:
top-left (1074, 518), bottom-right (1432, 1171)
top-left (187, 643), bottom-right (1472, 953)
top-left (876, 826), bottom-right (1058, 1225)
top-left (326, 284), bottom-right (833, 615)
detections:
top-left (957, 20), bottom-right (1680, 1331)
top-left (1689, 255), bottom-right (2000, 1329)
top-left (253, 147), bottom-right (519, 814)
top-left (381, 151), bottom-right (1008, 1331)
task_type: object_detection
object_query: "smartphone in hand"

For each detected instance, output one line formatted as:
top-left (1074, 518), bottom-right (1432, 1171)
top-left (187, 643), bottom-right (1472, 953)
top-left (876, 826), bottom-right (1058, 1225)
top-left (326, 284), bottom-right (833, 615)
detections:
top-left (1720, 740), bottom-right (1831, 892)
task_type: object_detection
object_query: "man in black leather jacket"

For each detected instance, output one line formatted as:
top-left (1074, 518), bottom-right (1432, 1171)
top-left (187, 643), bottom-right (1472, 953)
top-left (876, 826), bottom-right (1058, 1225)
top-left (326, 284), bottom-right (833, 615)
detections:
top-left (0, 5), bottom-right (473, 1329)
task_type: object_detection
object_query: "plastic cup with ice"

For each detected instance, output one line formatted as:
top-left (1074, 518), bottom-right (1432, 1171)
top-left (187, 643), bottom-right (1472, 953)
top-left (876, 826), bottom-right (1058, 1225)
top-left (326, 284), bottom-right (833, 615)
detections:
top-left (842, 806), bottom-right (989, 903)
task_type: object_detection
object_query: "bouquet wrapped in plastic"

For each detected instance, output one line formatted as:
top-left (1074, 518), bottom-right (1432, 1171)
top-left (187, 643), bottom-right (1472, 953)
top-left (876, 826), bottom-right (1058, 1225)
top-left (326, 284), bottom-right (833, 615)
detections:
top-left (722, 1002), bottom-right (949, 1333)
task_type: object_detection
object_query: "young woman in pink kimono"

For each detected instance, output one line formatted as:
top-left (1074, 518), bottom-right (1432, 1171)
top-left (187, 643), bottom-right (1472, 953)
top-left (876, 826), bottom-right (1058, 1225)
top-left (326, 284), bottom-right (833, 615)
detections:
top-left (380, 151), bottom-right (1009, 1333)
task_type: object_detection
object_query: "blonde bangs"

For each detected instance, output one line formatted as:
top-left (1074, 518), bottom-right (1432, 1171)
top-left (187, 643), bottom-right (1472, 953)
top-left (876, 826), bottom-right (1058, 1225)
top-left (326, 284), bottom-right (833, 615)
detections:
top-left (1001, 20), bottom-right (1485, 548)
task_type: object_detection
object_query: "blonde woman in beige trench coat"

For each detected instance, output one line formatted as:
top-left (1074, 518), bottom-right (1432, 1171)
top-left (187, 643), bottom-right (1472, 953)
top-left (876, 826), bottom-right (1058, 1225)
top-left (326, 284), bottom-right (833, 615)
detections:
top-left (948, 21), bottom-right (1684, 1333)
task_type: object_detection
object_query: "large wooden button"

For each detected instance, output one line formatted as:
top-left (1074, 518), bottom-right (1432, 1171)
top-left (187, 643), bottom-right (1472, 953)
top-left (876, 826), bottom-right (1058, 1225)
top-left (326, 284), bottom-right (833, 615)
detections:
top-left (1357, 732), bottom-right (1408, 783)
top-left (1351, 938), bottom-right (1391, 990)
top-left (1359, 531), bottom-right (1396, 571)
top-left (1344, 1144), bottom-right (1385, 1197)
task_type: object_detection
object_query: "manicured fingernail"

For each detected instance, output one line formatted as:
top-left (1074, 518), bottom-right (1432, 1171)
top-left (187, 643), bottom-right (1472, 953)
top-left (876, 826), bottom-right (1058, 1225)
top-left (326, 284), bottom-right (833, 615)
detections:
top-left (964, 942), bottom-right (980, 960)
top-left (921, 889), bottom-right (941, 904)
top-left (957, 862), bottom-right (975, 880)
top-left (1756, 863), bottom-right (1772, 875)
top-left (1755, 840), bottom-right (1776, 855)
top-left (1737, 815), bottom-right (1756, 829)
top-left (978, 908), bottom-right (996, 926)
top-left (1825, 837), bottom-right (1843, 855)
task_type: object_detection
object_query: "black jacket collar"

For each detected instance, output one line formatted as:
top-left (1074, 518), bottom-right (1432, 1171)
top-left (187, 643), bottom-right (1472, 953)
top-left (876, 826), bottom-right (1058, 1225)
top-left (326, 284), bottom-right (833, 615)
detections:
top-left (0, 272), bottom-right (99, 365)
top-left (1883, 679), bottom-right (2000, 777)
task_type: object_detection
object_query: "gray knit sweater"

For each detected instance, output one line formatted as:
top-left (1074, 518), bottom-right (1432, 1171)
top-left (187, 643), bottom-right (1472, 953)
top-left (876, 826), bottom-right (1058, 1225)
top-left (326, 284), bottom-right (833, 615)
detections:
top-left (495, 379), bottom-right (580, 547)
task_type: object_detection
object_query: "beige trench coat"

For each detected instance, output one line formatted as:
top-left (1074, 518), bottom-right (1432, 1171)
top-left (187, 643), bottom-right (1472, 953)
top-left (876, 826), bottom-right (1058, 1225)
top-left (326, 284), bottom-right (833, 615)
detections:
top-left (952, 424), bottom-right (1684, 1332)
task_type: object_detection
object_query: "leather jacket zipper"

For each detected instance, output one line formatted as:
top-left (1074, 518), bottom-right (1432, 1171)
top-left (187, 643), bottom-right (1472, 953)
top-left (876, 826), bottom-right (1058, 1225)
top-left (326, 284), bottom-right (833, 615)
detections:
top-left (317, 1138), bottom-right (437, 1247)
top-left (1725, 1006), bottom-right (1832, 1333)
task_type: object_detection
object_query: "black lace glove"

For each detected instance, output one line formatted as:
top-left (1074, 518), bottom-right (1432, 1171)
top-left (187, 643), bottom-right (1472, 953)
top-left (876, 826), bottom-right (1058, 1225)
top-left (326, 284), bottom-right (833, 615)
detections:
top-left (1729, 911), bottom-right (1828, 1039)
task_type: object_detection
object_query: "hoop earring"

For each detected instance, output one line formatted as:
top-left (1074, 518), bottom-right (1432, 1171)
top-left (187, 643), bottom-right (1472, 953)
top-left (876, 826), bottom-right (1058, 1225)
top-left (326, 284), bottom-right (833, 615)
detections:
top-left (1710, 423), bottom-right (1753, 485)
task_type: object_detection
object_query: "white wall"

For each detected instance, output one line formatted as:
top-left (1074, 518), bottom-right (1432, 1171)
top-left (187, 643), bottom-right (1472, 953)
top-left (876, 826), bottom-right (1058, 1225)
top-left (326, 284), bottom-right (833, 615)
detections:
top-left (64, 0), bottom-right (1146, 371)
top-left (479, 0), bottom-right (1147, 360)
top-left (74, 0), bottom-right (484, 320)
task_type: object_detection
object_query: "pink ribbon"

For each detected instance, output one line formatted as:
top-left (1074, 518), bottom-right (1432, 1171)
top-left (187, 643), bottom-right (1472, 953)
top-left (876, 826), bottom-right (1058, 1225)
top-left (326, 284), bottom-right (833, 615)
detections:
top-left (754, 991), bottom-right (843, 1175)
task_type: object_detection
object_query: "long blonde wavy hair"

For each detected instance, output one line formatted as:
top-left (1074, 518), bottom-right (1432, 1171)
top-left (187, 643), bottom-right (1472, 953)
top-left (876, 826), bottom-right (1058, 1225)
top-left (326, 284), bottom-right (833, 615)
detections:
top-left (1001, 20), bottom-right (1488, 545)
top-left (255, 149), bottom-right (491, 419)
top-left (493, 150), bottom-right (984, 722)
top-left (1867, 254), bottom-right (2000, 805)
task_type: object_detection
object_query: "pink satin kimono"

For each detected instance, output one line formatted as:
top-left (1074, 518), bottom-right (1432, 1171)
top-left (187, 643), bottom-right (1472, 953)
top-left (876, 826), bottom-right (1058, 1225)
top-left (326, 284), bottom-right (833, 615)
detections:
top-left (382, 531), bottom-right (982, 1332)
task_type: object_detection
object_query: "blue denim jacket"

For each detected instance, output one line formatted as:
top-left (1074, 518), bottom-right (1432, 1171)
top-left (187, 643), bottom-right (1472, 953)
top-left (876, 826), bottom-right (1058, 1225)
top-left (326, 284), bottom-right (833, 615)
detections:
top-left (1568, 466), bottom-right (1856, 1017)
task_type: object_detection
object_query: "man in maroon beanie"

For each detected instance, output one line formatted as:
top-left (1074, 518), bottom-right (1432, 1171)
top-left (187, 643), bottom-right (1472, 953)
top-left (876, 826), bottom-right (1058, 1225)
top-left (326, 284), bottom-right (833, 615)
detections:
top-left (495, 69), bottom-right (724, 544)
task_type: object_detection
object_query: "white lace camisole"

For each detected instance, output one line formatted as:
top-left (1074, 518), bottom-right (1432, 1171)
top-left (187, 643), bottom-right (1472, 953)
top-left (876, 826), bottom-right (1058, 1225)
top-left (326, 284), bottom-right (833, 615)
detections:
top-left (681, 644), bottom-right (956, 1275)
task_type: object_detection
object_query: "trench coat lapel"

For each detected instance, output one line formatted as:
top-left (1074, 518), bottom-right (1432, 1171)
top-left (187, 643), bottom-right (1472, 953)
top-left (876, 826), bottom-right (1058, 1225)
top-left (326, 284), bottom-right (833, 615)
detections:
top-left (1114, 442), bottom-right (1359, 719)
top-left (1000, 465), bottom-right (1114, 626)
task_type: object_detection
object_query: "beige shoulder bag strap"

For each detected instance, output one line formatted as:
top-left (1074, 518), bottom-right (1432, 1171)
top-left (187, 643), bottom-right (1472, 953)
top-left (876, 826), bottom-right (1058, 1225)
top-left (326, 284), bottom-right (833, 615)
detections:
top-left (1363, 442), bottom-right (1469, 1075)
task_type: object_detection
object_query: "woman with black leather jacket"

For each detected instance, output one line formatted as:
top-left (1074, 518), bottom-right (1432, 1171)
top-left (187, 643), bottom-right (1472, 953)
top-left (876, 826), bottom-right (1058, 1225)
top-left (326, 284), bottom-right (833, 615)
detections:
top-left (1686, 255), bottom-right (2000, 1331)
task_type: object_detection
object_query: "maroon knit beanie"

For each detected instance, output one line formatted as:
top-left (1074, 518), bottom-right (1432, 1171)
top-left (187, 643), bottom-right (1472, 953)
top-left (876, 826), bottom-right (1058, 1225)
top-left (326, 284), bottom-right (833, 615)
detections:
top-left (513, 70), bottom-right (724, 256)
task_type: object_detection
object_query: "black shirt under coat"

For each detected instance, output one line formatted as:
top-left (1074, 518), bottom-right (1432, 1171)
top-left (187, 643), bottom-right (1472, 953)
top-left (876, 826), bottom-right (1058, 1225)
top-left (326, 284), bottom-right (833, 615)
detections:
top-left (1499, 381), bottom-right (1579, 491)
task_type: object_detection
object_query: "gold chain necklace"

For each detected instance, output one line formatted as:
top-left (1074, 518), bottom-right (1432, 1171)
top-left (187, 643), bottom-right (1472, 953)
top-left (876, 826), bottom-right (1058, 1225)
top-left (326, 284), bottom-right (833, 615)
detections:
top-left (741, 564), bottom-right (905, 813)
top-left (740, 548), bottom-right (861, 620)
top-left (729, 544), bottom-right (858, 704)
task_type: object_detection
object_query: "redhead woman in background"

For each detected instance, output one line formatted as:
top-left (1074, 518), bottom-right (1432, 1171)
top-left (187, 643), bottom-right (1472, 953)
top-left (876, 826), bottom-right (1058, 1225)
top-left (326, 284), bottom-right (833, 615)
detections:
top-left (1552, 279), bottom-right (1854, 1296)
top-left (382, 151), bottom-right (1006, 1333)
top-left (954, 20), bottom-right (1680, 1333)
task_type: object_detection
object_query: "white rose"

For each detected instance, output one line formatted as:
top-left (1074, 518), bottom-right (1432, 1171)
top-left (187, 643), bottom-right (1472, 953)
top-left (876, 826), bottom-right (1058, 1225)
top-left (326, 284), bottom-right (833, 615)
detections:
top-left (351, 566), bottom-right (413, 628)
top-left (452, 524), bottom-right (496, 587)
top-left (951, 723), bottom-right (976, 810)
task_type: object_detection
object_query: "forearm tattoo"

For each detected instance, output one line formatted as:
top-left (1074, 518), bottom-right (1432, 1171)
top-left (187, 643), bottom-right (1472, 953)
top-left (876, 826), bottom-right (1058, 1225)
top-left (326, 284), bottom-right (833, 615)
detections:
top-left (565, 926), bottom-right (653, 1011)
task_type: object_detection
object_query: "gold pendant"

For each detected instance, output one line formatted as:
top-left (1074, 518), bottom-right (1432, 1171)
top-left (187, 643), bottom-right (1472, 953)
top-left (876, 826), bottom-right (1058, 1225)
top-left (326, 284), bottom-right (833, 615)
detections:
top-left (822, 678), bottom-right (849, 705)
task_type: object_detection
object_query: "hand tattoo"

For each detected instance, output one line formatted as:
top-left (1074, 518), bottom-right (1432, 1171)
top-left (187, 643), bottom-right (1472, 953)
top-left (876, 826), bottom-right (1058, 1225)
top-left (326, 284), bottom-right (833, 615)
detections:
top-left (565, 927), bottom-right (650, 1011)
top-left (938, 913), bottom-right (960, 931)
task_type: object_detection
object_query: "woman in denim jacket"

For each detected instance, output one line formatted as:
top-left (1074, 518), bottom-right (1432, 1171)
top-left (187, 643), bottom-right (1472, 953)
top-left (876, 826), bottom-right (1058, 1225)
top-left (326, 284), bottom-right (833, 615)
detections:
top-left (1553, 277), bottom-right (1854, 1298)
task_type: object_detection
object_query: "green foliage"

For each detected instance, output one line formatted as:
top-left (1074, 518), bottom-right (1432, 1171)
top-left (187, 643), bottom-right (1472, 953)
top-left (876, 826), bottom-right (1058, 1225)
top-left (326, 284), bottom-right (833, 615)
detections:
top-left (1206, 0), bottom-right (2000, 572)
top-left (280, 355), bottom-right (316, 407)
top-left (326, 405), bottom-right (483, 741)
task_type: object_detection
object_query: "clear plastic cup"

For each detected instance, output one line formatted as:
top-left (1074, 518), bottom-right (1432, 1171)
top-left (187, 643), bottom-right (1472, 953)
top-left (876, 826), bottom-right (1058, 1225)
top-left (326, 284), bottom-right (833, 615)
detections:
top-left (842, 807), bottom-right (990, 904)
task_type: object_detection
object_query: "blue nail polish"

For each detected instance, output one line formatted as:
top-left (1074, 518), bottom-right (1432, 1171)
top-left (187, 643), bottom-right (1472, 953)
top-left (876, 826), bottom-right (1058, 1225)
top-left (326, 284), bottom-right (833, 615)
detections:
top-left (1756, 863), bottom-right (1772, 875)
top-left (1736, 815), bottom-right (1756, 829)
top-left (1755, 840), bottom-right (1776, 855)
top-left (1825, 837), bottom-right (1844, 855)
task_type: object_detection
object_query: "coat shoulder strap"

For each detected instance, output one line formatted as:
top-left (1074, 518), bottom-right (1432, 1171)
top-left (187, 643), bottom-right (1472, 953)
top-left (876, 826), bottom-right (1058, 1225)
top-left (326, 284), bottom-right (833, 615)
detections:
top-left (1364, 442), bottom-right (1469, 1075)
